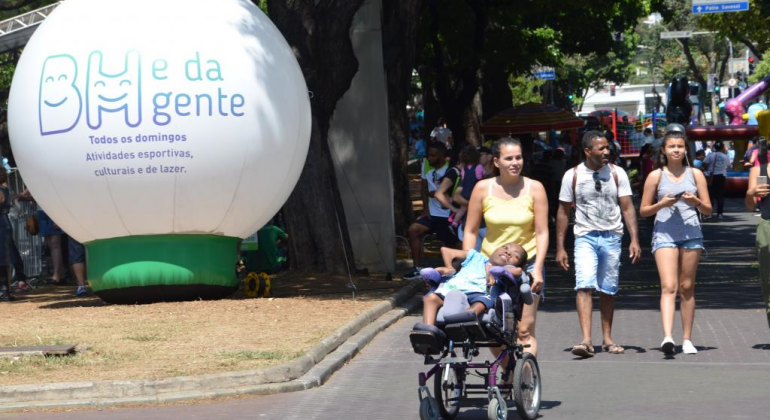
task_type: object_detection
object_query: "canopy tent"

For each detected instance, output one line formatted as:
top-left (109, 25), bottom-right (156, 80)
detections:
top-left (481, 103), bottom-right (584, 135)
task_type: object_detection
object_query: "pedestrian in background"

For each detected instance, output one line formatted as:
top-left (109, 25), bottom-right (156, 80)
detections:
top-left (702, 140), bottom-right (730, 219)
top-left (641, 130), bottom-right (711, 355)
top-left (0, 168), bottom-right (14, 302)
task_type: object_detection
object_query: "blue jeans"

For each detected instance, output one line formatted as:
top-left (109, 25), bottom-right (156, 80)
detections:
top-left (574, 231), bottom-right (622, 295)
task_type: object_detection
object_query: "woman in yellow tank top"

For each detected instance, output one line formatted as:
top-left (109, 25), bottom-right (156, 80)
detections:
top-left (463, 137), bottom-right (549, 356)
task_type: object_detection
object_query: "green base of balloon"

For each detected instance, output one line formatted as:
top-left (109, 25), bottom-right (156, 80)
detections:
top-left (86, 234), bottom-right (240, 304)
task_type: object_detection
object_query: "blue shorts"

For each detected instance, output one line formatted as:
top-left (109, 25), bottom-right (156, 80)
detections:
top-left (416, 216), bottom-right (458, 246)
top-left (37, 210), bottom-right (65, 237)
top-left (574, 231), bottom-right (621, 295)
top-left (652, 238), bottom-right (704, 253)
top-left (435, 291), bottom-right (493, 310)
top-left (68, 236), bottom-right (85, 264)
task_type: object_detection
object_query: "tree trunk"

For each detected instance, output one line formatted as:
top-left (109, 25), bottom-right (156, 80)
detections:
top-left (463, 92), bottom-right (483, 147)
top-left (426, 0), bottom-right (488, 149)
top-left (267, 0), bottom-right (365, 274)
top-left (480, 66), bottom-right (512, 123)
top-left (419, 64), bottom-right (441, 137)
top-left (739, 38), bottom-right (763, 60)
top-left (680, 39), bottom-right (707, 89)
top-left (382, 0), bottom-right (423, 235)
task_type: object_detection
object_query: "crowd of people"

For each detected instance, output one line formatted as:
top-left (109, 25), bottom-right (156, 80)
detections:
top-left (405, 116), bottom-right (767, 357)
top-left (0, 180), bottom-right (89, 302)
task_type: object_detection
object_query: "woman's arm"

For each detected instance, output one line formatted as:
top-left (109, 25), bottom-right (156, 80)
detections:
top-left (745, 166), bottom-right (770, 211)
top-left (452, 186), bottom-right (469, 207)
top-left (639, 169), bottom-right (675, 217)
top-left (685, 168), bottom-right (712, 216)
top-left (462, 179), bottom-right (488, 251)
top-left (529, 179), bottom-right (549, 294)
top-left (435, 175), bottom-right (461, 213)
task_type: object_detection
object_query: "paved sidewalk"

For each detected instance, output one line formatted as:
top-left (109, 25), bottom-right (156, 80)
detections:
top-left (7, 199), bottom-right (770, 419)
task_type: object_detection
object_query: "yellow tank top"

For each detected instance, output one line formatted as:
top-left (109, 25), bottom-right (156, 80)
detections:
top-left (480, 178), bottom-right (537, 260)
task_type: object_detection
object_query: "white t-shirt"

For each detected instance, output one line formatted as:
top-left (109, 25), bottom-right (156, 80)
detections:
top-left (430, 126), bottom-right (452, 148)
top-left (421, 160), bottom-right (451, 218)
top-left (559, 163), bottom-right (632, 238)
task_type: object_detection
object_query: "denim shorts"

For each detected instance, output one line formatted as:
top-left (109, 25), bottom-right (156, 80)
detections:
top-left (435, 291), bottom-right (493, 310)
top-left (68, 236), bottom-right (86, 264)
top-left (652, 238), bottom-right (704, 253)
top-left (574, 231), bottom-right (622, 295)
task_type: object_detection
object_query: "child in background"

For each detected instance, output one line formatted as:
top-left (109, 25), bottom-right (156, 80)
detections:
top-left (447, 163), bottom-right (485, 231)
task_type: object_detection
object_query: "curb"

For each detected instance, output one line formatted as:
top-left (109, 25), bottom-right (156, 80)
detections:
top-left (0, 280), bottom-right (424, 412)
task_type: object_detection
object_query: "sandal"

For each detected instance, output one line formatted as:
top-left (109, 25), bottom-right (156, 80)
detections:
top-left (602, 343), bottom-right (625, 354)
top-left (571, 342), bottom-right (595, 358)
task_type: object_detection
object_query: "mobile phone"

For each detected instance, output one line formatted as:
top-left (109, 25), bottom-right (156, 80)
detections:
top-left (758, 176), bottom-right (768, 186)
top-left (673, 191), bottom-right (685, 199)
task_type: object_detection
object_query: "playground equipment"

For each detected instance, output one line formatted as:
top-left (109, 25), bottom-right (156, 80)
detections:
top-left (662, 73), bottom-right (770, 197)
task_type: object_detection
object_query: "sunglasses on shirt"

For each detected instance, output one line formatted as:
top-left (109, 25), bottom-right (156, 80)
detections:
top-left (592, 171), bottom-right (602, 192)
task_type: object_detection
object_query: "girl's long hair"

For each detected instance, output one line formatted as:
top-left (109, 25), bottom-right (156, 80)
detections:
top-left (655, 130), bottom-right (691, 169)
top-left (760, 137), bottom-right (768, 166)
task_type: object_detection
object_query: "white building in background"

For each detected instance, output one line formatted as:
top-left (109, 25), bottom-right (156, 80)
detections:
top-left (580, 84), bottom-right (669, 117)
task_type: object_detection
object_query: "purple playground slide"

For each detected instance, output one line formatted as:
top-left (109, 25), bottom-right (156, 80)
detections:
top-left (726, 74), bottom-right (770, 125)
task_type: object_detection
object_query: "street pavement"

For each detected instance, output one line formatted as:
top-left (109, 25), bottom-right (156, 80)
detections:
top-left (6, 199), bottom-right (770, 420)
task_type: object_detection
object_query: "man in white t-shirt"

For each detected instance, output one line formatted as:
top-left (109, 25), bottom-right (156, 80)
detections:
top-left (555, 130), bottom-right (641, 358)
top-left (430, 118), bottom-right (454, 152)
top-left (404, 142), bottom-right (456, 279)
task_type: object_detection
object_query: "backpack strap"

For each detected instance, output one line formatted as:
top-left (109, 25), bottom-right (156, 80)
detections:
top-left (573, 164), bottom-right (621, 207)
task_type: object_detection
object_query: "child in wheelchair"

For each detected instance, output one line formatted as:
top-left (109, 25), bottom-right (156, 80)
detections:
top-left (409, 242), bottom-right (542, 420)
top-left (420, 242), bottom-right (529, 327)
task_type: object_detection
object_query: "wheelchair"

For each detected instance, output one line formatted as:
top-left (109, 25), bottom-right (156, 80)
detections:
top-left (409, 267), bottom-right (541, 420)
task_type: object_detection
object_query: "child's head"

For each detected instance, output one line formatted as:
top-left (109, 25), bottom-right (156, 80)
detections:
top-left (489, 242), bottom-right (527, 267)
top-left (695, 150), bottom-right (705, 160)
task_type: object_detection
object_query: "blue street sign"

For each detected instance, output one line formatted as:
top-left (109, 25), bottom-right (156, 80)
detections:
top-left (534, 70), bottom-right (555, 80)
top-left (692, 2), bottom-right (749, 14)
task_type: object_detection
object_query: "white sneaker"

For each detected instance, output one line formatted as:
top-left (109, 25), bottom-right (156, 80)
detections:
top-left (661, 337), bottom-right (676, 355)
top-left (682, 340), bottom-right (698, 355)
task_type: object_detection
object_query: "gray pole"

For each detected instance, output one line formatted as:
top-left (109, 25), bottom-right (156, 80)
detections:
top-left (728, 37), bottom-right (734, 99)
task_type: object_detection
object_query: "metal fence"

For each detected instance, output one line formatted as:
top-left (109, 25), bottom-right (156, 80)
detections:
top-left (8, 169), bottom-right (44, 278)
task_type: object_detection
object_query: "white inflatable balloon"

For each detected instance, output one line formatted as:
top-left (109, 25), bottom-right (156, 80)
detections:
top-left (8, 0), bottom-right (310, 302)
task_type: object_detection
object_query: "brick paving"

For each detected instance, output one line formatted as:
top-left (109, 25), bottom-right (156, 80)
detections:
top-left (8, 199), bottom-right (770, 420)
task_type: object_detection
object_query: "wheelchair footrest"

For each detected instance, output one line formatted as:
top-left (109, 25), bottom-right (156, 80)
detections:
top-left (444, 320), bottom-right (487, 342)
top-left (410, 323), bottom-right (446, 355)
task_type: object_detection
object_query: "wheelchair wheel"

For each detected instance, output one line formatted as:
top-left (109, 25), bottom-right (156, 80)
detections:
top-left (513, 353), bottom-right (541, 420)
top-left (434, 364), bottom-right (461, 419)
top-left (419, 395), bottom-right (440, 420)
top-left (487, 396), bottom-right (507, 420)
